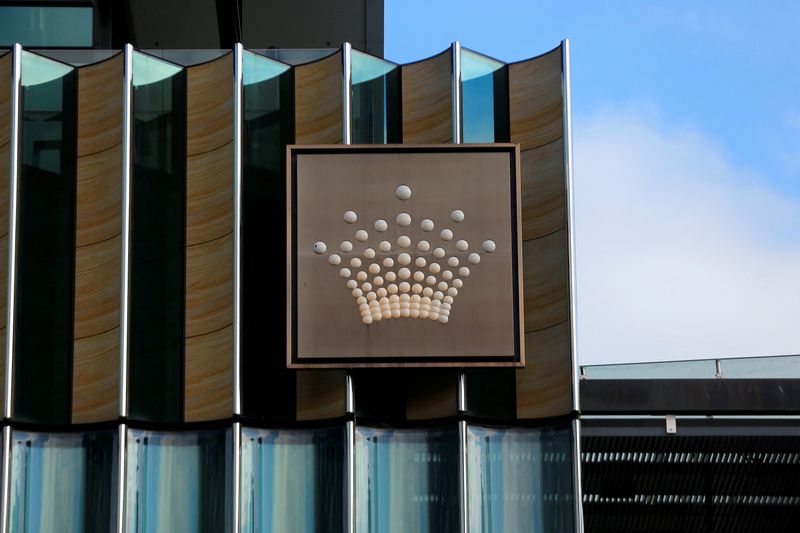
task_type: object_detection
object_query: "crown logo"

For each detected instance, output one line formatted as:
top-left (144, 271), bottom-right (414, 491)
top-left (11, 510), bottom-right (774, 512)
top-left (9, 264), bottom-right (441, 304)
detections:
top-left (312, 184), bottom-right (496, 325)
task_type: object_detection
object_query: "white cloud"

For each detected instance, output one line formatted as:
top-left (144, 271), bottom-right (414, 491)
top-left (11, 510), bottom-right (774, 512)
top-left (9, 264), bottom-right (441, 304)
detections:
top-left (573, 105), bottom-right (800, 365)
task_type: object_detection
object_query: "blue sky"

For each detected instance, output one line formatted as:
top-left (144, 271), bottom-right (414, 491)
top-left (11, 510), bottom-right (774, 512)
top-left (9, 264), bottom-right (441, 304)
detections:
top-left (386, 1), bottom-right (800, 364)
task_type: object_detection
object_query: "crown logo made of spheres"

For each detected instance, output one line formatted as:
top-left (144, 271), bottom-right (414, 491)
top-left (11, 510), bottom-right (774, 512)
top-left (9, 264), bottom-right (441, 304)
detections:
top-left (313, 184), bottom-right (497, 325)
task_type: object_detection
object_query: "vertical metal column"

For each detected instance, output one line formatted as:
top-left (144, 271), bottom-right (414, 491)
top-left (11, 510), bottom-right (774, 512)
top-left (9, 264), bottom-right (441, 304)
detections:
top-left (342, 42), bottom-right (353, 145)
top-left (0, 43), bottom-right (22, 533)
top-left (452, 41), bottom-right (462, 144)
top-left (116, 42), bottom-right (135, 533)
top-left (345, 374), bottom-right (355, 533)
top-left (562, 38), bottom-right (584, 533)
top-left (232, 42), bottom-right (245, 533)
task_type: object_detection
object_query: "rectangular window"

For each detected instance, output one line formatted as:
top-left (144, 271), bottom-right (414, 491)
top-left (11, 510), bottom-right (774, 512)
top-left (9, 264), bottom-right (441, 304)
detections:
top-left (0, 6), bottom-right (93, 48)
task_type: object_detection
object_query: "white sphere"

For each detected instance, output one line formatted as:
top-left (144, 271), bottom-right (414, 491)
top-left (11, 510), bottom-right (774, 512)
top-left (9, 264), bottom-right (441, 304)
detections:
top-left (344, 211), bottom-right (357, 223)
top-left (448, 257), bottom-right (459, 267)
top-left (451, 209), bottom-right (465, 222)
top-left (422, 287), bottom-right (433, 297)
top-left (398, 268), bottom-right (411, 279)
top-left (328, 254), bottom-right (341, 266)
top-left (419, 310), bottom-right (429, 319)
top-left (347, 279), bottom-right (357, 289)
top-left (399, 282), bottom-right (411, 292)
top-left (482, 240), bottom-right (496, 253)
top-left (350, 257), bottom-right (362, 268)
top-left (356, 271), bottom-right (368, 281)
top-left (426, 275), bottom-right (436, 285)
top-left (429, 263), bottom-right (441, 274)
top-left (377, 288), bottom-right (387, 298)
top-left (396, 212), bottom-right (412, 226)
top-left (362, 282), bottom-right (372, 292)
top-left (417, 240), bottom-right (430, 252)
top-left (456, 240), bottom-right (469, 252)
top-left (413, 271), bottom-right (424, 282)
top-left (437, 282), bottom-right (448, 291)
top-left (362, 315), bottom-right (373, 325)
top-left (447, 287), bottom-right (458, 297)
top-left (387, 284), bottom-right (398, 294)
top-left (313, 241), bottom-right (327, 254)
top-left (374, 276), bottom-right (384, 286)
top-left (364, 248), bottom-right (376, 259)
top-left (398, 253), bottom-right (411, 265)
top-left (367, 292), bottom-right (377, 301)
top-left (452, 279), bottom-right (463, 288)
top-left (468, 253), bottom-right (481, 264)
top-left (352, 288), bottom-right (362, 298)
top-left (411, 294), bottom-right (421, 303)
top-left (433, 291), bottom-right (444, 301)
top-left (383, 257), bottom-right (394, 268)
top-left (357, 296), bottom-right (367, 305)
top-left (341, 241), bottom-right (353, 252)
top-left (378, 240), bottom-right (391, 252)
top-left (385, 271), bottom-right (397, 282)
top-left (398, 235), bottom-right (411, 248)
top-left (368, 263), bottom-right (381, 275)
top-left (412, 284), bottom-right (423, 294)
top-left (355, 229), bottom-right (369, 242)
top-left (458, 267), bottom-right (470, 277)
top-left (440, 229), bottom-right (453, 241)
top-left (438, 315), bottom-right (449, 324)
top-left (374, 219), bottom-right (388, 232)
top-left (433, 247), bottom-right (446, 258)
top-left (339, 268), bottom-right (351, 278)
top-left (415, 257), bottom-right (426, 268)
top-left (442, 270), bottom-right (453, 280)
top-left (444, 295), bottom-right (454, 304)
top-left (395, 184), bottom-right (412, 200)
top-left (421, 219), bottom-right (434, 231)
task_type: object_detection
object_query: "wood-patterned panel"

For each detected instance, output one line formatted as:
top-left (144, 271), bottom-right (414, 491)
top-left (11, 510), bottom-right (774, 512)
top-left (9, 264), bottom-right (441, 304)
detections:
top-left (184, 54), bottom-right (235, 421)
top-left (185, 325), bottom-right (233, 421)
top-left (522, 231), bottom-right (569, 334)
top-left (0, 52), bottom-right (11, 147)
top-left (509, 47), bottom-right (563, 151)
top-left (296, 371), bottom-right (346, 420)
top-left (406, 370), bottom-right (458, 420)
top-left (295, 51), bottom-right (343, 145)
top-left (515, 321), bottom-right (572, 418)
top-left (77, 54), bottom-right (123, 156)
top-left (72, 327), bottom-right (120, 423)
top-left (520, 138), bottom-right (565, 240)
top-left (401, 50), bottom-right (452, 144)
top-left (72, 58), bottom-right (123, 423)
top-left (186, 53), bottom-right (233, 156)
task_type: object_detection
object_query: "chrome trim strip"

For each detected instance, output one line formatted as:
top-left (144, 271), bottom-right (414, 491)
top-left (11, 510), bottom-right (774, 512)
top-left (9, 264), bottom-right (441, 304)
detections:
top-left (572, 418), bottom-right (585, 533)
top-left (458, 419), bottom-right (468, 533)
top-left (233, 43), bottom-right (243, 416)
top-left (457, 371), bottom-right (467, 413)
top-left (119, 43), bottom-right (134, 418)
top-left (346, 419), bottom-right (355, 533)
top-left (345, 372), bottom-right (354, 414)
top-left (0, 425), bottom-right (11, 533)
top-left (116, 423), bottom-right (127, 533)
top-left (4, 43), bottom-right (22, 421)
top-left (451, 41), bottom-right (462, 144)
top-left (342, 42), bottom-right (352, 145)
top-left (232, 421), bottom-right (241, 533)
top-left (562, 39), bottom-right (579, 413)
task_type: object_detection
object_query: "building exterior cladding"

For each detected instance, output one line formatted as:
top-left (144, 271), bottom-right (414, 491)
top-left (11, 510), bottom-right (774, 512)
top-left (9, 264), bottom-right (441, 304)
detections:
top-left (0, 41), bottom-right (581, 532)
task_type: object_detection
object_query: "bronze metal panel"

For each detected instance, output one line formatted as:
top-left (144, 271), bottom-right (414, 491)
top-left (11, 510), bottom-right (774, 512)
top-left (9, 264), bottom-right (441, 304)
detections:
top-left (72, 327), bottom-right (120, 423)
top-left (509, 47), bottom-right (563, 151)
top-left (77, 54), bottom-right (123, 156)
top-left (515, 321), bottom-right (572, 418)
top-left (288, 145), bottom-right (523, 368)
top-left (401, 50), bottom-right (452, 144)
top-left (186, 53), bottom-right (233, 156)
top-left (185, 325), bottom-right (233, 421)
top-left (521, 229), bottom-right (569, 333)
top-left (183, 62), bottom-right (235, 421)
top-left (294, 51), bottom-right (343, 145)
top-left (75, 146), bottom-right (122, 247)
top-left (520, 138), bottom-right (565, 240)
top-left (74, 236), bottom-right (121, 339)
top-left (296, 371), bottom-right (346, 420)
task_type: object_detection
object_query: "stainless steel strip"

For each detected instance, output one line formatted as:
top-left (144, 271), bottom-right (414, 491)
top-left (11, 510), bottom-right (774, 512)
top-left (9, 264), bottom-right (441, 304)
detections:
top-left (119, 43), bottom-right (134, 418)
top-left (0, 425), bottom-right (12, 533)
top-left (572, 418), bottom-right (585, 533)
top-left (561, 39), bottom-right (580, 414)
top-left (457, 371), bottom-right (467, 413)
top-left (342, 42), bottom-right (353, 145)
top-left (346, 419), bottom-right (355, 533)
top-left (451, 41), bottom-right (462, 144)
top-left (4, 43), bottom-right (22, 421)
top-left (233, 43), bottom-right (243, 416)
top-left (232, 421), bottom-right (241, 533)
top-left (116, 423), bottom-right (127, 533)
top-left (458, 419), bottom-right (468, 533)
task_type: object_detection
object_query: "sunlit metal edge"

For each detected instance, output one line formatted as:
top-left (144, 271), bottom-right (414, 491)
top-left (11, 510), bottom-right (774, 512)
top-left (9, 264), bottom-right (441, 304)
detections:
top-left (119, 43), bottom-right (134, 418)
top-left (233, 43), bottom-right (243, 416)
top-left (232, 421), bottom-right (241, 533)
top-left (116, 422), bottom-right (127, 533)
top-left (572, 418), bottom-right (585, 533)
top-left (343, 42), bottom-right (352, 145)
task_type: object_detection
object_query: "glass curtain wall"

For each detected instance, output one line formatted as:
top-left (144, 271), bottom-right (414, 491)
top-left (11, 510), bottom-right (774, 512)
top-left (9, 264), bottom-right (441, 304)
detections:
top-left (128, 51), bottom-right (186, 422)
top-left (240, 426), bottom-right (345, 532)
top-left (125, 428), bottom-right (231, 532)
top-left (460, 49), bottom-right (508, 144)
top-left (350, 49), bottom-right (401, 144)
top-left (240, 50), bottom-right (296, 419)
top-left (355, 426), bottom-right (459, 533)
top-left (13, 51), bottom-right (77, 424)
top-left (8, 430), bottom-right (117, 533)
top-left (0, 6), bottom-right (93, 48)
top-left (466, 425), bottom-right (574, 533)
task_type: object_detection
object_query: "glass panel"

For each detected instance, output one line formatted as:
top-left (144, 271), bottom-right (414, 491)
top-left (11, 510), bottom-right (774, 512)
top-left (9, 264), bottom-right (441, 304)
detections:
top-left (9, 430), bottom-right (117, 533)
top-left (13, 51), bottom-right (76, 424)
top-left (355, 426), bottom-right (459, 533)
top-left (582, 359), bottom-right (717, 380)
top-left (466, 425), bottom-right (574, 533)
top-left (128, 52), bottom-right (186, 422)
top-left (143, 50), bottom-right (229, 67)
top-left (240, 426), bottom-right (345, 532)
top-left (720, 354), bottom-right (800, 379)
top-left (461, 49), bottom-right (508, 143)
top-left (240, 51), bottom-right (296, 419)
top-left (126, 428), bottom-right (231, 532)
top-left (351, 50), bottom-right (401, 144)
top-left (252, 49), bottom-right (336, 66)
top-left (37, 50), bottom-right (120, 67)
top-left (0, 7), bottom-right (93, 48)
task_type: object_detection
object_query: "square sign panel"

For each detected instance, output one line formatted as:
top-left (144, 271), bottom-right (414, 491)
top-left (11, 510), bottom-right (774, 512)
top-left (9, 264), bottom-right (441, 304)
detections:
top-left (288, 144), bottom-right (523, 368)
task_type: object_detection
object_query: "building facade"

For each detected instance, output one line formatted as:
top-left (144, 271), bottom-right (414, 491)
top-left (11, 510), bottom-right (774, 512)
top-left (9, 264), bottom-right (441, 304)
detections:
top-left (0, 40), bottom-right (581, 533)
